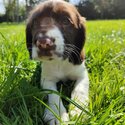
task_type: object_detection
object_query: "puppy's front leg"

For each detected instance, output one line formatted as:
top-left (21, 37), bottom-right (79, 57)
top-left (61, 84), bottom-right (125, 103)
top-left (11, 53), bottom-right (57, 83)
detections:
top-left (41, 79), bottom-right (69, 125)
top-left (70, 70), bottom-right (89, 117)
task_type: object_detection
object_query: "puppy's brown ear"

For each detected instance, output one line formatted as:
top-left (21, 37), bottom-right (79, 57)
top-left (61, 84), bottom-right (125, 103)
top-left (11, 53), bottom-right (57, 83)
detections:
top-left (71, 16), bottom-right (86, 65)
top-left (26, 23), bottom-right (32, 59)
top-left (74, 16), bottom-right (86, 63)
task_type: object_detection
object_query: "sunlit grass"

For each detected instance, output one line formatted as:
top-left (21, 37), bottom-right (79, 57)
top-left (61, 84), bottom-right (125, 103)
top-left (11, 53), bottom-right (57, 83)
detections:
top-left (0, 20), bottom-right (125, 124)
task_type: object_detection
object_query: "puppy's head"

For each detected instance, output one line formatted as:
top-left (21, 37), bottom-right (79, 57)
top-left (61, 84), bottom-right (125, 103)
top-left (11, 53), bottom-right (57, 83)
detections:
top-left (26, 0), bottom-right (86, 64)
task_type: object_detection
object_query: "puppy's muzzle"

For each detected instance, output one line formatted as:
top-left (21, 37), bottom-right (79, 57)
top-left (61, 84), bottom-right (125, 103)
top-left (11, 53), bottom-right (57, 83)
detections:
top-left (36, 36), bottom-right (56, 57)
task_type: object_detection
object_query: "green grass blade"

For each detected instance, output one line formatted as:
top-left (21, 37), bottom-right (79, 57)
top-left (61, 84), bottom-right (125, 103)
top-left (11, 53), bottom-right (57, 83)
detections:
top-left (33, 96), bottom-right (62, 122)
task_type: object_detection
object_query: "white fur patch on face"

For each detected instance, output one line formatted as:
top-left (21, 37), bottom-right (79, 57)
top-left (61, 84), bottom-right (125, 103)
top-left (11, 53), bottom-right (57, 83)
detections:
top-left (46, 27), bottom-right (64, 56)
top-left (32, 26), bottom-right (64, 60)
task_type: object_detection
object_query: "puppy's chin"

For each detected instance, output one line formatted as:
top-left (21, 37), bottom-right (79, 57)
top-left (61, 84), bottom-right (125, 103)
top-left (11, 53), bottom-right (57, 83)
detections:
top-left (32, 49), bottom-right (64, 61)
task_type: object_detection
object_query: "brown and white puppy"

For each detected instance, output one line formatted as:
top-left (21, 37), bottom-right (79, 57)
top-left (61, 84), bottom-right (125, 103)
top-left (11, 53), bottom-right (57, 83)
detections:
top-left (26, 0), bottom-right (89, 124)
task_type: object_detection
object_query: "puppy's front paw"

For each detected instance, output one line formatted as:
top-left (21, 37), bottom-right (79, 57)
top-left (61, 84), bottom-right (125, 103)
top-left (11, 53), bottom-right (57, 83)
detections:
top-left (61, 112), bottom-right (69, 123)
top-left (70, 106), bottom-right (82, 118)
top-left (44, 113), bottom-right (60, 125)
top-left (43, 109), bottom-right (59, 125)
top-left (49, 118), bottom-right (60, 125)
top-left (69, 104), bottom-right (89, 122)
top-left (44, 110), bottom-right (69, 125)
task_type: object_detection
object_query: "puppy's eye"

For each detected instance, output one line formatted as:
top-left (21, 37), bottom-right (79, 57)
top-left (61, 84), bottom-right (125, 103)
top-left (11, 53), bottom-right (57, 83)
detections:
top-left (62, 17), bottom-right (70, 25)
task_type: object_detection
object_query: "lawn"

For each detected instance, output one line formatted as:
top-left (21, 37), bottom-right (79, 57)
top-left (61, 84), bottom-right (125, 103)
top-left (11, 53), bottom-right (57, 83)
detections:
top-left (0, 20), bottom-right (125, 125)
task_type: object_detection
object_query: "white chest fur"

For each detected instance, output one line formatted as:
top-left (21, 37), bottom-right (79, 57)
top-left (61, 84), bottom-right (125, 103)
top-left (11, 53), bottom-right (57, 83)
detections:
top-left (41, 59), bottom-right (89, 124)
top-left (41, 59), bottom-right (88, 82)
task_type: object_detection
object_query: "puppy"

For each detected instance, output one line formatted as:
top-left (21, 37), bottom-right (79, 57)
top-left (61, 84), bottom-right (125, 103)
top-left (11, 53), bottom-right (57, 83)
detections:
top-left (26, 0), bottom-right (89, 124)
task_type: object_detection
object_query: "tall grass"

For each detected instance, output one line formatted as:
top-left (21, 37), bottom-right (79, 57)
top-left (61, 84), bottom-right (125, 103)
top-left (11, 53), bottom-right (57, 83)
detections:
top-left (0, 20), bottom-right (125, 125)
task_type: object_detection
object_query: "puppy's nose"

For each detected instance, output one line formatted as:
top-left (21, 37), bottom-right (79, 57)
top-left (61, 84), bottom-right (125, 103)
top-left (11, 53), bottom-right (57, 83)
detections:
top-left (36, 36), bottom-right (55, 50)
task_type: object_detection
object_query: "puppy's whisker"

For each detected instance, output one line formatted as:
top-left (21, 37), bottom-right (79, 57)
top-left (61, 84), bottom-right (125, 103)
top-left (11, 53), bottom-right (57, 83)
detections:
top-left (65, 47), bottom-right (80, 56)
top-left (65, 47), bottom-right (81, 63)
top-left (64, 49), bottom-right (72, 58)
top-left (65, 44), bottom-right (80, 50)
top-left (64, 50), bottom-right (74, 63)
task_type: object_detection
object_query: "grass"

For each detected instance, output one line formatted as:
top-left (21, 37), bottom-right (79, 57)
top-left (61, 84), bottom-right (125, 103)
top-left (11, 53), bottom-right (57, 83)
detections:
top-left (0, 20), bottom-right (125, 125)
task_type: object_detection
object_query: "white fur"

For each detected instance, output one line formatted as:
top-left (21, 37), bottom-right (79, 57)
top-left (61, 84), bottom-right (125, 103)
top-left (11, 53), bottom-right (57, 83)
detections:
top-left (46, 27), bottom-right (64, 56)
top-left (41, 59), bottom-right (89, 125)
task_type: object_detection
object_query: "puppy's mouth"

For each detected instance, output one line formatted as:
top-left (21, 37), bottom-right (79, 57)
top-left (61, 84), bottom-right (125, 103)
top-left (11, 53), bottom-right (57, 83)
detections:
top-left (34, 36), bottom-right (63, 60)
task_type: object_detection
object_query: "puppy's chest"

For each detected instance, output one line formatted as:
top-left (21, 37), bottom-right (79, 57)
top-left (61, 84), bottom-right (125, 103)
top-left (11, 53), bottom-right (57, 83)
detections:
top-left (42, 59), bottom-right (83, 81)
